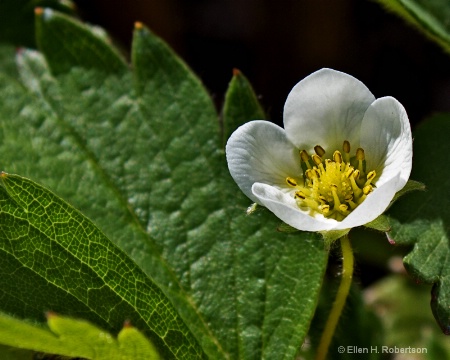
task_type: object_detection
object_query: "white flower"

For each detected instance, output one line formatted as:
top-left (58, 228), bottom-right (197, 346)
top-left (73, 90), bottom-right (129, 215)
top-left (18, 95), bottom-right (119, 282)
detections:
top-left (226, 68), bottom-right (412, 232)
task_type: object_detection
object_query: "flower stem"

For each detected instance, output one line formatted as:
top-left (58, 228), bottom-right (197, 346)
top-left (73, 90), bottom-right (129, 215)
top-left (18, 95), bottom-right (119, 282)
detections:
top-left (315, 235), bottom-right (354, 360)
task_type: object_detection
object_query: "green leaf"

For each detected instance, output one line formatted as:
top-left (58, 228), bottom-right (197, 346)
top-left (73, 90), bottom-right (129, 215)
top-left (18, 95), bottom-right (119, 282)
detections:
top-left (0, 312), bottom-right (161, 359)
top-left (388, 114), bottom-right (450, 335)
top-left (0, 0), bottom-right (75, 47)
top-left (0, 11), bottom-right (328, 360)
top-left (0, 173), bottom-right (205, 359)
top-left (35, 8), bottom-right (127, 75)
top-left (375, 0), bottom-right (450, 53)
top-left (222, 69), bottom-right (266, 145)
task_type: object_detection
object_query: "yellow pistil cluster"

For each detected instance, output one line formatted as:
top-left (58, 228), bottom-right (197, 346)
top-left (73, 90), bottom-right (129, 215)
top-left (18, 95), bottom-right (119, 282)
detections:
top-left (285, 141), bottom-right (376, 221)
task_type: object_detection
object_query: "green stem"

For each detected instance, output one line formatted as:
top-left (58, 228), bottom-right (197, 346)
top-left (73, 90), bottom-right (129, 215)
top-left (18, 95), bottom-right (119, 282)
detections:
top-left (315, 235), bottom-right (354, 360)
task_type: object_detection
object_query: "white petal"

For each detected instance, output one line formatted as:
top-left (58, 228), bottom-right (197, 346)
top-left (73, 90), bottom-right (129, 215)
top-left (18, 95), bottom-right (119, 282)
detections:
top-left (283, 68), bottom-right (376, 154)
top-left (226, 120), bottom-right (300, 204)
top-left (332, 174), bottom-right (400, 230)
top-left (360, 97), bottom-right (412, 191)
top-left (252, 183), bottom-right (337, 231)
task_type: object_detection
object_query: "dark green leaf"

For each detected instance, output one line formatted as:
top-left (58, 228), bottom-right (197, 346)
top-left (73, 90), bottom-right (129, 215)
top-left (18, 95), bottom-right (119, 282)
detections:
top-left (222, 69), bottom-right (266, 145)
top-left (0, 173), bottom-right (204, 359)
top-left (0, 13), bottom-right (328, 360)
top-left (388, 114), bottom-right (450, 334)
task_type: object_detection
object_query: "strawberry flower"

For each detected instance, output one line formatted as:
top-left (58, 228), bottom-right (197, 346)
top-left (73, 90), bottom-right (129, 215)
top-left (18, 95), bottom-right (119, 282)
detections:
top-left (226, 68), bottom-right (412, 232)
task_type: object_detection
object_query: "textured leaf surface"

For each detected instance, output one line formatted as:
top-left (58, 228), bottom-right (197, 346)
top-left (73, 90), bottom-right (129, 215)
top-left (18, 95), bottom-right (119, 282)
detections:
top-left (0, 173), bottom-right (204, 359)
top-left (388, 114), bottom-right (450, 335)
top-left (0, 10), bottom-right (328, 360)
top-left (0, 312), bottom-right (161, 359)
top-left (375, 0), bottom-right (450, 53)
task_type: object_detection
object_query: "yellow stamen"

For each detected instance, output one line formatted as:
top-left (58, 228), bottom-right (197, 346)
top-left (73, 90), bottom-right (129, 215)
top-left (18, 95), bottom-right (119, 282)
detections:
top-left (333, 151), bottom-right (343, 164)
top-left (343, 140), bottom-right (351, 163)
top-left (330, 185), bottom-right (342, 209)
top-left (321, 204), bottom-right (330, 214)
top-left (356, 148), bottom-right (365, 161)
top-left (314, 145), bottom-right (326, 157)
top-left (312, 154), bottom-right (322, 166)
top-left (300, 150), bottom-right (312, 169)
top-left (365, 170), bottom-right (376, 186)
top-left (295, 191), bottom-right (306, 199)
top-left (288, 142), bottom-right (375, 220)
top-left (339, 204), bottom-right (350, 215)
top-left (349, 174), bottom-right (362, 198)
top-left (356, 148), bottom-right (365, 175)
top-left (286, 177), bottom-right (298, 187)
top-left (343, 140), bottom-right (350, 153)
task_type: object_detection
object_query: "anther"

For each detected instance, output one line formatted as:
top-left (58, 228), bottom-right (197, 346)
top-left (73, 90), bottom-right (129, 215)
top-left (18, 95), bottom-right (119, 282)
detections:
top-left (321, 204), bottom-right (330, 214)
top-left (356, 147), bottom-right (365, 175)
top-left (353, 169), bottom-right (360, 180)
top-left (314, 145), bottom-right (326, 157)
top-left (286, 177), bottom-right (298, 187)
top-left (363, 185), bottom-right (373, 195)
top-left (339, 204), bottom-right (350, 215)
top-left (312, 154), bottom-right (322, 166)
top-left (318, 195), bottom-right (328, 204)
top-left (333, 150), bottom-right (343, 164)
top-left (343, 141), bottom-right (351, 163)
top-left (345, 166), bottom-right (355, 178)
top-left (356, 148), bottom-right (365, 160)
top-left (300, 150), bottom-right (312, 170)
top-left (295, 191), bottom-right (306, 199)
top-left (365, 170), bottom-right (376, 186)
top-left (344, 194), bottom-right (353, 202)
top-left (343, 140), bottom-right (350, 153)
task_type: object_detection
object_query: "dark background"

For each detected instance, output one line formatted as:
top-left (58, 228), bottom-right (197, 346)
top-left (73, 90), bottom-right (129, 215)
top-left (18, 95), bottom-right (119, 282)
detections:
top-left (73, 0), bottom-right (450, 129)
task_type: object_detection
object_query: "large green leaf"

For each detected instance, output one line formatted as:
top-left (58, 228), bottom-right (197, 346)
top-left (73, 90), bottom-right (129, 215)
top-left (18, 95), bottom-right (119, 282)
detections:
top-left (0, 312), bottom-right (161, 359)
top-left (388, 114), bottom-right (450, 335)
top-left (0, 9), bottom-right (328, 359)
top-left (375, 0), bottom-right (450, 53)
top-left (0, 173), bottom-right (204, 359)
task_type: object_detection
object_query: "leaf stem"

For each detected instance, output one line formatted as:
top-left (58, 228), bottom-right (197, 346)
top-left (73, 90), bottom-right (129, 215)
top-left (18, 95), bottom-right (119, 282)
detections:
top-left (315, 234), bottom-right (354, 360)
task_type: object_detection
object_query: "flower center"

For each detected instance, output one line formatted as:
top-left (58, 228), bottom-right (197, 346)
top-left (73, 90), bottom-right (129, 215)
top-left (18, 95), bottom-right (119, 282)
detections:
top-left (285, 141), bottom-right (376, 221)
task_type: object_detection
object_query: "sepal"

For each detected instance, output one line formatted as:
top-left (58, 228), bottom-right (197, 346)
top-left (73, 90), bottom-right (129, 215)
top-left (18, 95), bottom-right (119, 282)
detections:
top-left (364, 214), bottom-right (391, 232)
top-left (388, 180), bottom-right (425, 209)
top-left (319, 229), bottom-right (350, 248)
